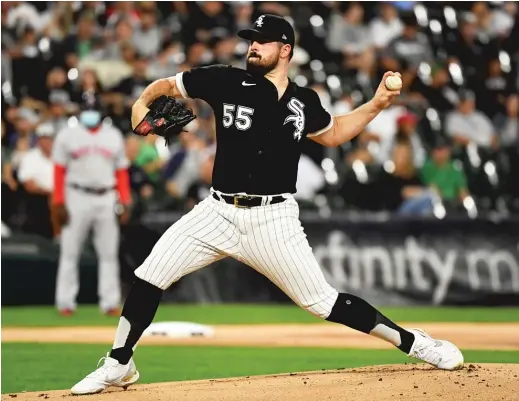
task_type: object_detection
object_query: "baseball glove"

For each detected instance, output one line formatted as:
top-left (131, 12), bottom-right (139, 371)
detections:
top-left (117, 204), bottom-right (131, 225)
top-left (133, 96), bottom-right (196, 145)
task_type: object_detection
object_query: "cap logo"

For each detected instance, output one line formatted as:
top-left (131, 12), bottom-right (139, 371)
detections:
top-left (255, 15), bottom-right (265, 27)
top-left (282, 34), bottom-right (287, 40)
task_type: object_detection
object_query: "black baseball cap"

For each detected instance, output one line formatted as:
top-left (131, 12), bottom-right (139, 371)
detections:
top-left (433, 137), bottom-right (451, 149)
top-left (238, 14), bottom-right (295, 49)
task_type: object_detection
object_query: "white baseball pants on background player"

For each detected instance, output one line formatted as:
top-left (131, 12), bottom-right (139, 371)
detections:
top-left (135, 190), bottom-right (338, 318)
top-left (55, 186), bottom-right (121, 311)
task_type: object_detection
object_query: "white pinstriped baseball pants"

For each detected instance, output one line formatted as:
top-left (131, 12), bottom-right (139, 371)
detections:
top-left (134, 194), bottom-right (338, 318)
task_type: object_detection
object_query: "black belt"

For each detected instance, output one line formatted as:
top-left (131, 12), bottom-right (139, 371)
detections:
top-left (69, 183), bottom-right (115, 195)
top-left (212, 193), bottom-right (286, 208)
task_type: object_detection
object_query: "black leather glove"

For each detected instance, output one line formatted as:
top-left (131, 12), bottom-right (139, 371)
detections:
top-left (133, 96), bottom-right (197, 144)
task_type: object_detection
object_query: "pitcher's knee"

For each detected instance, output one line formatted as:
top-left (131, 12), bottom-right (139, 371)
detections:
top-left (298, 288), bottom-right (339, 319)
top-left (134, 264), bottom-right (178, 290)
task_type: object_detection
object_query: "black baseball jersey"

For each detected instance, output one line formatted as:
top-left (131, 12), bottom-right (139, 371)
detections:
top-left (175, 64), bottom-right (333, 195)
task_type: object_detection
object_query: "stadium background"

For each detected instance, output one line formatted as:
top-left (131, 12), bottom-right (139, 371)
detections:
top-left (1, 1), bottom-right (518, 399)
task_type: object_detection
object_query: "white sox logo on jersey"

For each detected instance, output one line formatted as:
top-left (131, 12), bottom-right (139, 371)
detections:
top-left (284, 98), bottom-right (305, 142)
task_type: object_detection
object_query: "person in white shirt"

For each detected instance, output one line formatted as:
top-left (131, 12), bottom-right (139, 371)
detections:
top-left (295, 154), bottom-right (325, 202)
top-left (370, 3), bottom-right (404, 50)
top-left (445, 90), bottom-right (498, 149)
top-left (5, 2), bottom-right (45, 35)
top-left (17, 122), bottom-right (55, 238)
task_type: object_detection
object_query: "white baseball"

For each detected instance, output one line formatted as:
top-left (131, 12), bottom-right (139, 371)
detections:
top-left (385, 75), bottom-right (402, 91)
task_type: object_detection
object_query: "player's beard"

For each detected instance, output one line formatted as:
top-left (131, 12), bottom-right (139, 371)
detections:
top-left (246, 50), bottom-right (279, 75)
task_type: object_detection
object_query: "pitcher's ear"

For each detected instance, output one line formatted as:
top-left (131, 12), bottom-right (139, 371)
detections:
top-left (281, 43), bottom-right (292, 59)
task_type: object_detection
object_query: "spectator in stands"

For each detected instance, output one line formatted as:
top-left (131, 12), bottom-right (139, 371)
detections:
top-left (9, 107), bottom-right (38, 148)
top-left (74, 2), bottom-right (107, 28)
top-left (2, 117), bottom-right (20, 226)
top-left (103, 18), bottom-right (134, 60)
top-left (489, 1), bottom-right (517, 40)
top-left (134, 134), bottom-right (164, 186)
top-left (72, 68), bottom-right (105, 103)
top-left (165, 131), bottom-right (209, 202)
top-left (369, 2), bottom-right (403, 51)
top-left (445, 89), bottom-right (498, 149)
top-left (106, 96), bottom-right (132, 134)
top-left (189, 1), bottom-right (235, 46)
top-left (111, 54), bottom-right (152, 108)
top-left (42, 66), bottom-right (73, 104)
top-left (4, 2), bottom-right (44, 35)
top-left (47, 91), bottom-right (74, 134)
top-left (377, 110), bottom-right (425, 168)
top-left (348, 105), bottom-right (405, 166)
top-left (380, 133), bottom-right (433, 215)
top-left (472, 2), bottom-right (493, 40)
top-left (185, 41), bottom-right (213, 67)
top-left (480, 57), bottom-right (512, 119)
top-left (125, 136), bottom-right (154, 201)
top-left (381, 12), bottom-right (434, 90)
top-left (17, 122), bottom-right (55, 238)
top-left (234, 2), bottom-right (254, 33)
top-left (494, 94), bottom-right (518, 148)
top-left (132, 8), bottom-right (162, 59)
top-left (327, 2), bottom-right (374, 73)
top-left (495, 94), bottom-right (519, 209)
top-left (2, 5), bottom-right (17, 85)
top-left (41, 2), bottom-right (75, 42)
top-left (119, 41), bottom-right (138, 70)
top-left (311, 83), bottom-right (333, 113)
top-left (211, 35), bottom-right (239, 65)
top-left (60, 15), bottom-right (98, 69)
top-left (294, 154), bottom-right (325, 204)
top-left (105, 1), bottom-right (140, 30)
top-left (412, 63), bottom-right (459, 114)
top-left (447, 12), bottom-right (498, 90)
top-left (10, 26), bottom-right (46, 100)
top-left (186, 150), bottom-right (215, 210)
top-left (1, 118), bottom-right (17, 192)
top-left (420, 139), bottom-right (470, 208)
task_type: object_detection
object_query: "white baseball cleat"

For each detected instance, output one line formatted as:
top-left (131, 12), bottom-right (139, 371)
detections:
top-left (71, 353), bottom-right (140, 395)
top-left (408, 328), bottom-right (464, 370)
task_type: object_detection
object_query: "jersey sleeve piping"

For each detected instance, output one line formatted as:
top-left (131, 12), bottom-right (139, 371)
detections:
top-left (175, 72), bottom-right (189, 99)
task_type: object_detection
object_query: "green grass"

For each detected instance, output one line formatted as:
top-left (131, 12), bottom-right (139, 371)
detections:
top-left (2, 343), bottom-right (518, 394)
top-left (2, 305), bottom-right (519, 327)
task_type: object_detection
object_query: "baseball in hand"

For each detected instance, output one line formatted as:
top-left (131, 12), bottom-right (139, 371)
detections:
top-left (385, 74), bottom-right (402, 91)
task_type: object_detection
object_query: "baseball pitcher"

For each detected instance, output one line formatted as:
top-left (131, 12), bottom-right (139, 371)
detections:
top-left (51, 94), bottom-right (131, 316)
top-left (71, 15), bottom-right (463, 395)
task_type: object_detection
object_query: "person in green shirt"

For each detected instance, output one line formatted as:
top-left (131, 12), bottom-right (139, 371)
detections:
top-left (420, 139), bottom-right (470, 204)
top-left (134, 135), bottom-right (164, 184)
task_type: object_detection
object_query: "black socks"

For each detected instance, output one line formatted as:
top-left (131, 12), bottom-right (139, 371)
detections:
top-left (109, 284), bottom-right (415, 364)
top-left (110, 278), bottom-right (163, 364)
top-left (326, 293), bottom-right (415, 353)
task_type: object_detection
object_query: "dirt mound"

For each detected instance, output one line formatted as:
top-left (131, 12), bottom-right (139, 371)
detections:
top-left (6, 364), bottom-right (518, 401)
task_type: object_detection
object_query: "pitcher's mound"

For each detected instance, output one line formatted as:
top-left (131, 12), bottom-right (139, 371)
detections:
top-left (6, 363), bottom-right (518, 401)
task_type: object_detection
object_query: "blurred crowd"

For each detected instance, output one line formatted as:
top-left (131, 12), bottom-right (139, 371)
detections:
top-left (1, 1), bottom-right (519, 238)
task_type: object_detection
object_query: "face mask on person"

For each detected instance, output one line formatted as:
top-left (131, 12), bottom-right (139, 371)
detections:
top-left (79, 110), bottom-right (101, 128)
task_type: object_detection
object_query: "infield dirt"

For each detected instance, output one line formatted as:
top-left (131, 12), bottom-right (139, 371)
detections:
top-left (4, 364), bottom-right (519, 401)
top-left (3, 322), bottom-right (519, 349)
